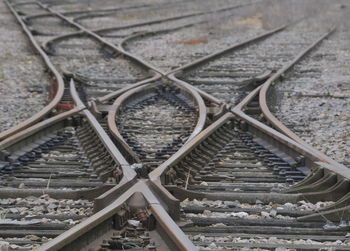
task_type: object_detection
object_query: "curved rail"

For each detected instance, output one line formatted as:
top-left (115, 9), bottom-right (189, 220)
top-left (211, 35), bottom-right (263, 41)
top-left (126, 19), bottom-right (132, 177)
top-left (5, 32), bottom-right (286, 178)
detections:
top-left (107, 84), bottom-right (152, 162)
top-left (107, 79), bottom-right (207, 159)
top-left (28, 0), bottom-right (258, 53)
top-left (232, 27), bottom-right (346, 170)
top-left (168, 72), bottom-right (223, 105)
top-left (119, 24), bottom-right (198, 52)
top-left (97, 73), bottom-right (162, 103)
top-left (42, 31), bottom-right (84, 53)
top-left (163, 25), bottom-right (288, 106)
top-left (0, 0), bottom-right (65, 141)
top-left (118, 1), bottom-right (257, 52)
top-left (36, 1), bottom-right (164, 75)
top-left (236, 108), bottom-right (349, 172)
top-left (259, 28), bottom-right (335, 144)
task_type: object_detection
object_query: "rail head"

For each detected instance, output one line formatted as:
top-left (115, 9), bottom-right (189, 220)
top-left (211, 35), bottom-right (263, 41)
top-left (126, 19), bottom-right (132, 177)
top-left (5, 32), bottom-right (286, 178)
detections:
top-left (107, 78), bottom-right (207, 159)
top-left (97, 73), bottom-right (162, 104)
top-left (42, 30), bottom-right (85, 54)
top-left (107, 83), bottom-right (150, 163)
top-left (232, 27), bottom-right (343, 172)
top-left (37, 180), bottom-right (196, 251)
top-left (149, 112), bottom-right (234, 180)
top-left (166, 24), bottom-right (287, 76)
top-left (0, 107), bottom-right (84, 152)
top-left (37, 2), bottom-right (164, 76)
top-left (167, 76), bottom-right (208, 142)
top-left (69, 79), bottom-right (85, 108)
top-left (258, 28), bottom-right (336, 144)
top-left (232, 108), bottom-right (350, 180)
top-left (82, 109), bottom-right (136, 180)
top-left (1, 0), bottom-right (65, 141)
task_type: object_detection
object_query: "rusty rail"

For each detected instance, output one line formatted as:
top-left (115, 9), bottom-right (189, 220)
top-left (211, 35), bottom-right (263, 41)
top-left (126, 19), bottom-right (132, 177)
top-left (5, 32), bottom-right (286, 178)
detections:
top-left (163, 25), bottom-right (289, 105)
top-left (97, 74), bottom-right (162, 104)
top-left (258, 28), bottom-right (335, 143)
top-left (4, 1), bottom-right (350, 250)
top-left (233, 27), bottom-right (342, 168)
top-left (37, 180), bottom-right (196, 251)
top-left (36, 1), bottom-right (164, 75)
top-left (0, 0), bottom-right (65, 141)
top-left (118, 1), bottom-right (257, 52)
top-left (107, 79), bottom-right (207, 160)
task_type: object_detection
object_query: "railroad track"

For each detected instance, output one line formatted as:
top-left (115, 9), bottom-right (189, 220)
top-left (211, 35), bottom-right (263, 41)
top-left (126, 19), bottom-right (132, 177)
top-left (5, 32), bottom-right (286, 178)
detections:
top-left (1, 0), bottom-right (349, 250)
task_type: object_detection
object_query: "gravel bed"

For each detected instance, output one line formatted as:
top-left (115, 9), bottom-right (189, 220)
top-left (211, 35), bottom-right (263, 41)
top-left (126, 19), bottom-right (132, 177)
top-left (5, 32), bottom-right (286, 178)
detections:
top-left (0, 194), bottom-right (93, 250)
top-left (181, 198), bottom-right (350, 251)
top-left (181, 198), bottom-right (335, 214)
top-left (0, 195), bottom-right (93, 218)
top-left (0, 0), bottom-right (49, 133)
top-left (192, 236), bottom-right (350, 251)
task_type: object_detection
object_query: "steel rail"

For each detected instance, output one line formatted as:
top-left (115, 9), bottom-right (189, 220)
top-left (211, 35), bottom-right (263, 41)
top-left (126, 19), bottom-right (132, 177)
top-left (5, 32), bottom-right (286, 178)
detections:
top-left (80, 107), bottom-right (135, 180)
top-left (232, 27), bottom-right (344, 168)
top-left (1, 79), bottom-right (135, 179)
top-left (74, 1), bottom-right (254, 27)
top-left (22, 0), bottom-right (215, 19)
top-left (38, 180), bottom-right (197, 251)
top-left (233, 109), bottom-right (350, 178)
top-left (165, 25), bottom-right (287, 76)
top-left (166, 81), bottom-right (207, 143)
top-left (107, 79), bottom-right (207, 157)
top-left (0, 93), bottom-right (117, 200)
top-left (28, 1), bottom-right (257, 51)
top-left (97, 73), bottom-right (162, 103)
top-left (27, 11), bottom-right (206, 37)
top-left (149, 112), bottom-right (233, 180)
top-left (34, 0), bottom-right (272, 112)
top-left (11, 1), bottom-right (39, 8)
top-left (119, 23), bottom-right (205, 52)
top-left (150, 107), bottom-right (350, 191)
top-left (16, 0), bottom-right (218, 18)
top-left (118, 1), bottom-right (259, 52)
top-left (167, 73), bottom-right (223, 105)
top-left (5, 2), bottom-right (350, 250)
top-left (35, 1), bottom-right (165, 75)
top-left (72, 79), bottom-right (137, 181)
top-left (0, 107), bottom-right (83, 151)
top-left (71, 0), bottom-right (217, 22)
top-left (0, 0), bottom-right (65, 141)
top-left (107, 84), bottom-right (153, 163)
top-left (162, 25), bottom-right (288, 106)
top-left (0, 186), bottom-right (112, 200)
top-left (36, 0), bottom-right (266, 108)
top-left (36, 182), bottom-right (136, 251)
top-left (74, 79), bottom-right (138, 194)
top-left (258, 28), bottom-right (335, 144)
top-left (69, 79), bottom-right (85, 108)
top-left (39, 102), bottom-right (350, 250)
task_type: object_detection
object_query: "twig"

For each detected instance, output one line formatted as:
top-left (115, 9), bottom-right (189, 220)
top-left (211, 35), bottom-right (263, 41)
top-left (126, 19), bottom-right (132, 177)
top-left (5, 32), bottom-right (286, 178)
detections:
top-left (185, 167), bottom-right (192, 190)
top-left (46, 172), bottom-right (53, 189)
